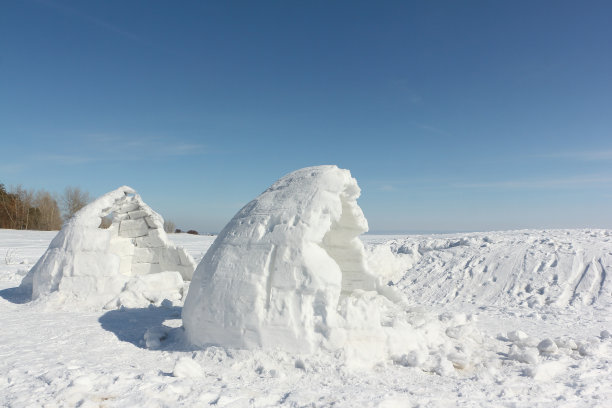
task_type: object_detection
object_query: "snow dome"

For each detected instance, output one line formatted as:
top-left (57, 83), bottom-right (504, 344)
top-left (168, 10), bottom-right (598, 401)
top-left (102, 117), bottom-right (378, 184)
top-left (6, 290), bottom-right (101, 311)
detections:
top-left (183, 166), bottom-right (389, 351)
top-left (20, 186), bottom-right (195, 309)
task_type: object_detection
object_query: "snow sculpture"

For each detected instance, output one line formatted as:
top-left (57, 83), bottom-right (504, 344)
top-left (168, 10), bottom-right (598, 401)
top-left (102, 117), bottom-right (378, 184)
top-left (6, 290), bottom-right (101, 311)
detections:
top-left (20, 186), bottom-right (195, 308)
top-left (183, 165), bottom-right (386, 353)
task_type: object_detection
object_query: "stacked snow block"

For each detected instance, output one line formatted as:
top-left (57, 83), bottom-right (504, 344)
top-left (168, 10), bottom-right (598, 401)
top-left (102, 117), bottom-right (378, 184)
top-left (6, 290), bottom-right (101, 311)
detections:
top-left (108, 196), bottom-right (193, 280)
top-left (21, 186), bottom-right (195, 308)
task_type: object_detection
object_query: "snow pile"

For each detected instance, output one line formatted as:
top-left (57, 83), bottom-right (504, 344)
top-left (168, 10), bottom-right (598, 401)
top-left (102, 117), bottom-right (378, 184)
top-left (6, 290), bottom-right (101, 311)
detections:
top-left (19, 186), bottom-right (195, 309)
top-left (183, 166), bottom-right (483, 369)
top-left (370, 230), bottom-right (612, 308)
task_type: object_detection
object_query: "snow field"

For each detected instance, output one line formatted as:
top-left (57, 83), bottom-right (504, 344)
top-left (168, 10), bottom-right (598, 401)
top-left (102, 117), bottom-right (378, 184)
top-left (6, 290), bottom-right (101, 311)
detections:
top-left (364, 229), bottom-right (612, 309)
top-left (1, 229), bottom-right (611, 406)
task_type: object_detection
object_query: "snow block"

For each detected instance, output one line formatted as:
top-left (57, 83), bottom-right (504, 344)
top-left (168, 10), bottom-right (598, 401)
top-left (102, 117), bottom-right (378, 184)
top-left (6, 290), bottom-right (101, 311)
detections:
top-left (20, 186), bottom-right (196, 309)
top-left (119, 219), bottom-right (149, 238)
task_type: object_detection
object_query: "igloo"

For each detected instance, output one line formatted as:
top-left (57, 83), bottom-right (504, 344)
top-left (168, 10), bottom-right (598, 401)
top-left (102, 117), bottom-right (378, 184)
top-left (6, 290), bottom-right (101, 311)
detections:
top-left (182, 165), bottom-right (389, 353)
top-left (20, 186), bottom-right (195, 309)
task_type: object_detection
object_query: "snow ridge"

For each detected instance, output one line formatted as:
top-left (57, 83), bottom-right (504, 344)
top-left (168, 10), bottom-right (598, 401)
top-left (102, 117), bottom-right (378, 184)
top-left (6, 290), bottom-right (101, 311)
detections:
top-left (367, 229), bottom-right (612, 309)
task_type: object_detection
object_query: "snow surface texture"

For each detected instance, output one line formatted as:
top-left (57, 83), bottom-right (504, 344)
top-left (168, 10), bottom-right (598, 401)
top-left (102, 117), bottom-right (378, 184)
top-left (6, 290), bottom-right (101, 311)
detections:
top-left (365, 229), bottom-right (612, 309)
top-left (19, 186), bottom-right (195, 309)
top-left (183, 166), bottom-right (483, 370)
top-left (1, 229), bottom-right (610, 407)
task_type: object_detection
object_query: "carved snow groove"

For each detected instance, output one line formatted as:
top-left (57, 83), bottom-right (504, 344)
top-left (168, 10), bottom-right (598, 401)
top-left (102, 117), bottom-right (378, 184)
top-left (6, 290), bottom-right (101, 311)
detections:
top-left (264, 244), bottom-right (278, 311)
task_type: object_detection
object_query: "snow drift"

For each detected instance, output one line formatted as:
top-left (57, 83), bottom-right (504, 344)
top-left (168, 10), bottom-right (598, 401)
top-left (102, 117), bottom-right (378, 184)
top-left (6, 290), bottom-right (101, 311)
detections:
top-left (20, 186), bottom-right (195, 309)
top-left (183, 166), bottom-right (482, 368)
top-left (368, 229), bottom-right (612, 309)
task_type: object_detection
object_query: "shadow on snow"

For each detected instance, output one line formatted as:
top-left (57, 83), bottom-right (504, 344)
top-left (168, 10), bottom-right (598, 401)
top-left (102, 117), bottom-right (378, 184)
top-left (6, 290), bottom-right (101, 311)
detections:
top-left (0, 285), bottom-right (194, 352)
top-left (99, 305), bottom-right (192, 351)
top-left (0, 285), bottom-right (31, 304)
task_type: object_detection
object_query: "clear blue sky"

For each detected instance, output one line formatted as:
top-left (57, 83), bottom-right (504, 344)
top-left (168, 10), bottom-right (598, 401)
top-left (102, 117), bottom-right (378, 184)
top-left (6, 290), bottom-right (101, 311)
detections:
top-left (1, 0), bottom-right (611, 233)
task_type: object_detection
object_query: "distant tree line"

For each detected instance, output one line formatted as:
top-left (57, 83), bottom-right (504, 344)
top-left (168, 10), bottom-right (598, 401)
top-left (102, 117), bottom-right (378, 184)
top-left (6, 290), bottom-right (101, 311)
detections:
top-left (174, 229), bottom-right (199, 235)
top-left (0, 183), bottom-right (90, 231)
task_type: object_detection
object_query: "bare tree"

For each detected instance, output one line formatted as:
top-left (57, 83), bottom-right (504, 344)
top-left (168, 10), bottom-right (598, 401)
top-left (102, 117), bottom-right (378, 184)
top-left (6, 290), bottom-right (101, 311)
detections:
top-left (163, 220), bottom-right (176, 233)
top-left (12, 185), bottom-right (35, 230)
top-left (33, 191), bottom-right (62, 230)
top-left (61, 187), bottom-right (91, 222)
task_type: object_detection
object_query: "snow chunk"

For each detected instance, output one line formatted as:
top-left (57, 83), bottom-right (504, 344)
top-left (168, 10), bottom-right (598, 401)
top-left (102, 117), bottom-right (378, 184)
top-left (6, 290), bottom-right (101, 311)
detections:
top-left (104, 271), bottom-right (186, 309)
top-left (507, 330), bottom-right (530, 345)
top-left (183, 166), bottom-right (484, 370)
top-left (508, 345), bottom-right (539, 364)
top-left (19, 186), bottom-right (195, 309)
top-left (524, 361), bottom-right (565, 381)
top-left (537, 338), bottom-right (559, 355)
top-left (172, 357), bottom-right (204, 378)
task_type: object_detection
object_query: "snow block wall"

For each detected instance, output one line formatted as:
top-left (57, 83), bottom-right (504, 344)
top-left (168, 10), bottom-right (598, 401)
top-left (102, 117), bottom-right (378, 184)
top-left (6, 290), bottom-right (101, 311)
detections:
top-left (20, 186), bottom-right (195, 309)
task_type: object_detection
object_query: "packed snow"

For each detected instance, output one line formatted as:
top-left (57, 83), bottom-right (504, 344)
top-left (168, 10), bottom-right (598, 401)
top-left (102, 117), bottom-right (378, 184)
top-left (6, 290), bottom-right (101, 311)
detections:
top-left (18, 186), bottom-right (195, 309)
top-left (365, 229), bottom-right (612, 309)
top-left (0, 171), bottom-right (610, 406)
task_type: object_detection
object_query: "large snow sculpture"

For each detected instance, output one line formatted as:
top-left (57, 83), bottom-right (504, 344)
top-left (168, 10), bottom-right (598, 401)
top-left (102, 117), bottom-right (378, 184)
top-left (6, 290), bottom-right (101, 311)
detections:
top-left (20, 186), bottom-right (195, 308)
top-left (183, 165), bottom-right (384, 352)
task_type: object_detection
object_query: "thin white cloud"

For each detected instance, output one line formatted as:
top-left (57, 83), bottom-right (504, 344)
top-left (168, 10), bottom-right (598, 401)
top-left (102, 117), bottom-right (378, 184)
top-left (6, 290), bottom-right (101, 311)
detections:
top-left (379, 184), bottom-right (398, 192)
top-left (88, 134), bottom-right (206, 157)
top-left (26, 134), bottom-right (206, 166)
top-left (165, 143), bottom-right (206, 156)
top-left (419, 124), bottom-right (452, 137)
top-left (0, 163), bottom-right (25, 174)
top-left (454, 175), bottom-right (612, 189)
top-left (36, 0), bottom-right (141, 42)
top-left (34, 154), bottom-right (98, 165)
top-left (538, 150), bottom-right (612, 161)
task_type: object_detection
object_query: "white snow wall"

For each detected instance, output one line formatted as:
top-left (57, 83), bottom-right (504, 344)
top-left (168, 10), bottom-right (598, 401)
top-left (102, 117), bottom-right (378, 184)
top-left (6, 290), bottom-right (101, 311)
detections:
top-left (21, 186), bottom-right (195, 308)
top-left (183, 165), bottom-right (380, 352)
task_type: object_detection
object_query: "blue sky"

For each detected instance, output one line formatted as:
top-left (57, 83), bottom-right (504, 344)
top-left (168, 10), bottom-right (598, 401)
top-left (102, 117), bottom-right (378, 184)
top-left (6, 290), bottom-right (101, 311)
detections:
top-left (1, 0), bottom-right (611, 233)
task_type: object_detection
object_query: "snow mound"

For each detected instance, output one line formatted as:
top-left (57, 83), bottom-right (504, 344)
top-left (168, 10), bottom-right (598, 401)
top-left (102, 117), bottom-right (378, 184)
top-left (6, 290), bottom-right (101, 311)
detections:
top-left (20, 186), bottom-right (195, 309)
top-left (183, 166), bottom-right (484, 369)
top-left (373, 229), bottom-right (612, 309)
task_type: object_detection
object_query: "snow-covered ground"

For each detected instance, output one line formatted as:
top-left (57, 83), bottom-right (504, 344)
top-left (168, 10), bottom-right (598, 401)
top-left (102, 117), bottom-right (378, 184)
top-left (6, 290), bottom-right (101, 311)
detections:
top-left (1, 229), bottom-right (610, 407)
